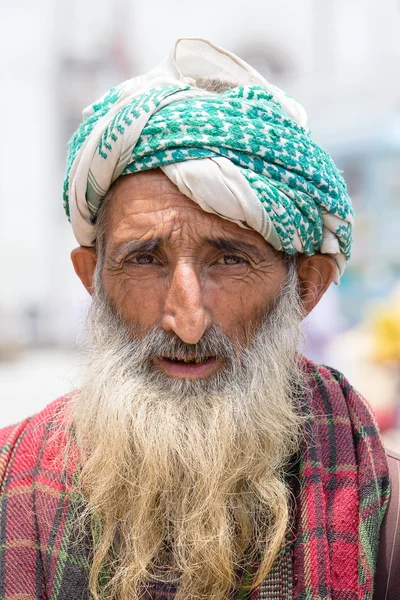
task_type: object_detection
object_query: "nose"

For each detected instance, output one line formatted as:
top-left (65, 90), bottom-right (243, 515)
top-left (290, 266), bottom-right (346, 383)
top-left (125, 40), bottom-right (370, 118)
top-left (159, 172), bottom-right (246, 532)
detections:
top-left (161, 262), bottom-right (212, 344)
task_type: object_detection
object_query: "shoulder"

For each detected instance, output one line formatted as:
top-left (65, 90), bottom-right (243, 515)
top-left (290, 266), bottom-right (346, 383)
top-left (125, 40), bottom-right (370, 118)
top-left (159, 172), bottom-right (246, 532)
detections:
top-left (301, 357), bottom-right (376, 420)
top-left (301, 358), bottom-right (389, 480)
top-left (0, 396), bottom-right (70, 490)
top-left (302, 357), bottom-right (360, 393)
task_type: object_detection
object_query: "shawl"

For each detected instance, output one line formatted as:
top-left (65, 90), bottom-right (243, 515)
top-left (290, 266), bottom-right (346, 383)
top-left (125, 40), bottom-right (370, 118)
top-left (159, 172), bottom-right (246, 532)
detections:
top-left (64, 38), bottom-right (354, 283)
top-left (0, 361), bottom-right (389, 599)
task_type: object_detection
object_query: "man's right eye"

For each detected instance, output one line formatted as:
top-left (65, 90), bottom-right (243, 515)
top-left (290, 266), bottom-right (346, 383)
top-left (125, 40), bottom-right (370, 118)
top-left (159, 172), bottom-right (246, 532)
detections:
top-left (131, 254), bottom-right (155, 265)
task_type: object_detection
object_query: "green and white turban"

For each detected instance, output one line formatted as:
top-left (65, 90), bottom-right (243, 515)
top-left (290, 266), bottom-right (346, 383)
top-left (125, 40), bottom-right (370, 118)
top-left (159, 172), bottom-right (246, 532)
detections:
top-left (64, 38), bottom-right (354, 282)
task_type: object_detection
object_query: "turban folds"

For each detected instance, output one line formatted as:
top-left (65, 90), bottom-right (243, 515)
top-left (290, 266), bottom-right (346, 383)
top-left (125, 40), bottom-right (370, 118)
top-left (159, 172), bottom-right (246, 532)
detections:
top-left (64, 38), bottom-right (354, 282)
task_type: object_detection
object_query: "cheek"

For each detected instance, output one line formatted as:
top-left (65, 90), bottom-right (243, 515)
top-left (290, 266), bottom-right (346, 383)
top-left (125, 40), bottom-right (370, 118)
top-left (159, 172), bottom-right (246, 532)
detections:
top-left (205, 276), bottom-right (282, 337)
top-left (103, 272), bottom-right (166, 329)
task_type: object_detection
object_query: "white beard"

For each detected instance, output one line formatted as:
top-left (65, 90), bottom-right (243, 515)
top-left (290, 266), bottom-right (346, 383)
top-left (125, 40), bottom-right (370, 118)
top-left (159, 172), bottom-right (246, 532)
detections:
top-left (63, 261), bottom-right (306, 600)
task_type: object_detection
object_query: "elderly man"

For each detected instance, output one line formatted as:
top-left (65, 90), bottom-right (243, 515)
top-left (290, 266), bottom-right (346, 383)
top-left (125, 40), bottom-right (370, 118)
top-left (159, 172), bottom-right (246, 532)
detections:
top-left (0, 39), bottom-right (397, 600)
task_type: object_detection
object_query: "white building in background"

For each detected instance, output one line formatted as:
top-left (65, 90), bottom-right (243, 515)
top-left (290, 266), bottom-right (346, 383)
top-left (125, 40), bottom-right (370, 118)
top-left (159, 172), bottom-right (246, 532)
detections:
top-left (1, 0), bottom-right (400, 347)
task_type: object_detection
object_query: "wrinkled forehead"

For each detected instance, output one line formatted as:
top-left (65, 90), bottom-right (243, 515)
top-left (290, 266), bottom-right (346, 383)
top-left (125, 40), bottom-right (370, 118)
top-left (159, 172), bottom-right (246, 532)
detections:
top-left (101, 169), bottom-right (278, 257)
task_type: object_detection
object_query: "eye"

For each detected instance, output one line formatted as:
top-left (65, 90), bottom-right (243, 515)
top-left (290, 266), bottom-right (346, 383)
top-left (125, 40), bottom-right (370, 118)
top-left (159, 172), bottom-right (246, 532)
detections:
top-left (219, 254), bottom-right (248, 265)
top-left (131, 253), bottom-right (156, 265)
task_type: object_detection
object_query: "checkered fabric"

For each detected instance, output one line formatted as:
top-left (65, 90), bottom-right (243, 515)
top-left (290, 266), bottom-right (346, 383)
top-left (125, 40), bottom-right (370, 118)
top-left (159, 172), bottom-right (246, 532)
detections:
top-left (0, 361), bottom-right (389, 599)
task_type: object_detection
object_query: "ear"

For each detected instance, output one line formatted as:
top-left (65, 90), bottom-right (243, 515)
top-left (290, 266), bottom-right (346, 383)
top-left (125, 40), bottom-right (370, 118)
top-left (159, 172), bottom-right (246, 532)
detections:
top-left (71, 247), bottom-right (97, 296)
top-left (296, 254), bottom-right (337, 317)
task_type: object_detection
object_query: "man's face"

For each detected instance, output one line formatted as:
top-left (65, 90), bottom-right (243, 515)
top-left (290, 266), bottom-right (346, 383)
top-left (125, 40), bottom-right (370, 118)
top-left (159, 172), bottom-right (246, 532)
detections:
top-left (99, 169), bottom-right (288, 381)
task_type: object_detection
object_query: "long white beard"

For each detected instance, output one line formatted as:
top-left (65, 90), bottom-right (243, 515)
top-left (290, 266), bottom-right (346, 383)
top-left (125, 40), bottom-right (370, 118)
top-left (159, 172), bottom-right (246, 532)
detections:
top-left (64, 262), bottom-right (307, 600)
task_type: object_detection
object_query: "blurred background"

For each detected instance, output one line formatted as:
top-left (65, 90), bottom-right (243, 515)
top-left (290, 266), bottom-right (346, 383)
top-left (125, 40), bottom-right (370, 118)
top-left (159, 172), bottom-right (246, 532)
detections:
top-left (1, 0), bottom-right (400, 448)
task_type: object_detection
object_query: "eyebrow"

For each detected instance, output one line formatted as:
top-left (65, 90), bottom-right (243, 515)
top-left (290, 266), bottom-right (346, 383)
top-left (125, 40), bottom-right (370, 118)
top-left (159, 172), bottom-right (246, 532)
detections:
top-left (205, 237), bottom-right (263, 259)
top-left (110, 235), bottom-right (264, 262)
top-left (110, 237), bottom-right (162, 262)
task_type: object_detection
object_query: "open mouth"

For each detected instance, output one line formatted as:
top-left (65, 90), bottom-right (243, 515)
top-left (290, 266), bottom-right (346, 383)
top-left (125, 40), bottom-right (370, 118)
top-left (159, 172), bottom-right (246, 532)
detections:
top-left (155, 355), bottom-right (219, 378)
top-left (163, 356), bottom-right (215, 364)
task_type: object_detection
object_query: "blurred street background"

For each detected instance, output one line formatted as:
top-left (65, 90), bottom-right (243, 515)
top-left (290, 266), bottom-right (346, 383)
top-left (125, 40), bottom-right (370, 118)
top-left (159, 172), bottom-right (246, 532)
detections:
top-left (1, 0), bottom-right (400, 448)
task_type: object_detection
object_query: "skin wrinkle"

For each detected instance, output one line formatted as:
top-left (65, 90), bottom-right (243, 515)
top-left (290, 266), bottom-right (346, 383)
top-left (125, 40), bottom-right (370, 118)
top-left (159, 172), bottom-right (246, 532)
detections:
top-left (109, 237), bottom-right (266, 269)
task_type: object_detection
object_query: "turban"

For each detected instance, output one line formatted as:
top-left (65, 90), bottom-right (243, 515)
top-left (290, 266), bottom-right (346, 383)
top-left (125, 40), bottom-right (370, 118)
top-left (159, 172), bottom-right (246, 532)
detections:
top-left (64, 38), bottom-right (354, 282)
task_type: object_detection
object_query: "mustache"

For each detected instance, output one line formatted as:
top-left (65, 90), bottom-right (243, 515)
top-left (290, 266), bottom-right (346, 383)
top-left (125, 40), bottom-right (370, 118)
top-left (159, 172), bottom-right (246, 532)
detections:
top-left (138, 325), bottom-right (238, 362)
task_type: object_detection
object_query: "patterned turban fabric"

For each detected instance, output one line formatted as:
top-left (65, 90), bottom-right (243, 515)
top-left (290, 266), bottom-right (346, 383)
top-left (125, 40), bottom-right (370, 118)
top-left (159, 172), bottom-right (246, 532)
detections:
top-left (64, 38), bottom-right (354, 282)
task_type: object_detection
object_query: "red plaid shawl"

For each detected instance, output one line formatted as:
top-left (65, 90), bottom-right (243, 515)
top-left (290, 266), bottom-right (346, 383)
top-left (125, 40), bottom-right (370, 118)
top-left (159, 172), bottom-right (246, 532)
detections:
top-left (0, 360), bottom-right (389, 599)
